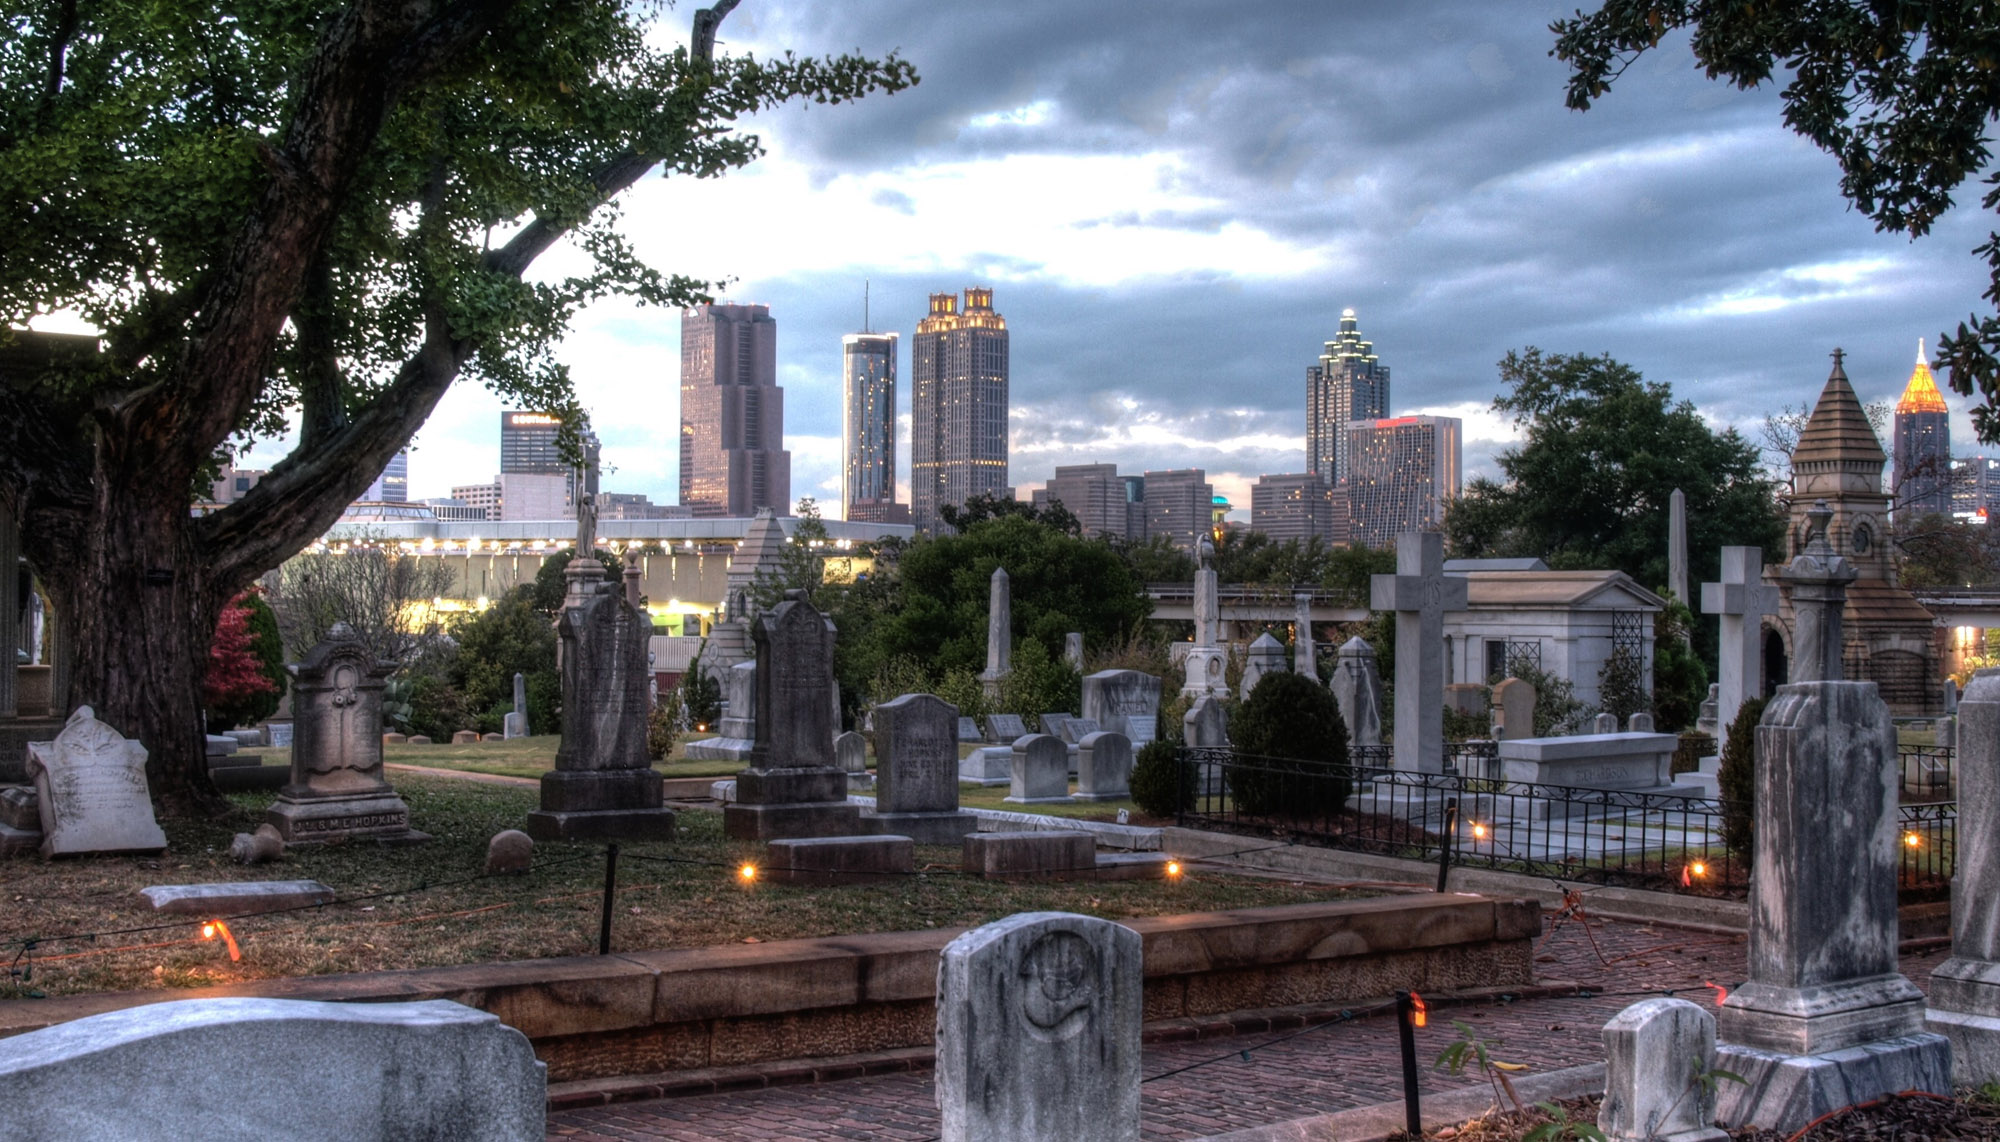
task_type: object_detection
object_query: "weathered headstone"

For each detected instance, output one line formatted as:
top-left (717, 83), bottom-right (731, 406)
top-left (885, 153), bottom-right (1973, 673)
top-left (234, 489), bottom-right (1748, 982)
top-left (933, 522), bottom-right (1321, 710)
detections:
top-left (1293, 593), bottom-right (1317, 682)
top-left (684, 661), bottom-right (756, 761)
top-left (834, 730), bottom-right (868, 774)
top-left (1592, 712), bottom-right (1620, 735)
top-left (0, 785), bottom-right (40, 855)
top-left (1696, 683), bottom-right (1720, 739)
top-left (1064, 632), bottom-right (1085, 671)
top-left (724, 592), bottom-right (861, 840)
top-left (1076, 731), bottom-right (1133, 801)
top-left (1240, 632), bottom-right (1288, 699)
top-left (502, 672), bottom-right (529, 739)
top-left (22, 707), bottom-right (164, 858)
top-left (1183, 695), bottom-right (1229, 795)
top-left (0, 998), bottom-right (545, 1141)
top-left (1038, 713), bottom-right (1072, 739)
top-left (980, 567), bottom-right (1012, 699)
top-left (265, 625), bottom-right (427, 845)
top-left (934, 912), bottom-right (1141, 1142)
top-left (957, 717), bottom-right (982, 743)
top-left (1006, 734), bottom-right (1071, 804)
top-left (1080, 670), bottom-right (1162, 745)
top-left (1329, 636), bottom-right (1383, 747)
top-left (1626, 712), bottom-right (1655, 733)
top-left (451, 730), bottom-right (480, 745)
top-left (1701, 545), bottom-right (1778, 757)
top-left (1599, 998), bottom-right (1727, 1142)
top-left (1056, 717), bottom-right (1100, 746)
top-left (1492, 676), bottom-right (1535, 741)
top-left (523, 532), bottom-right (672, 842)
top-left (985, 713), bottom-right (1028, 743)
top-left (860, 693), bottom-right (977, 843)
top-left (1927, 667), bottom-right (2000, 1083)
top-left (1372, 531), bottom-right (1468, 773)
top-left (140, 880), bottom-right (334, 916)
top-left (1712, 565), bottom-right (1948, 1132)
top-left (1776, 502), bottom-right (1854, 684)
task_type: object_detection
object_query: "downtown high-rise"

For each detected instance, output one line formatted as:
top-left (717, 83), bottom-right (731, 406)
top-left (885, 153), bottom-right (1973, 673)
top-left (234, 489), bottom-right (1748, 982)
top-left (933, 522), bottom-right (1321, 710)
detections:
top-left (911, 288), bottom-right (1009, 531)
top-left (679, 303), bottom-right (791, 517)
top-left (1307, 308), bottom-right (1390, 486)
top-left (1344, 415), bottom-right (1461, 549)
top-left (1893, 340), bottom-right (1951, 522)
top-left (842, 331), bottom-right (907, 524)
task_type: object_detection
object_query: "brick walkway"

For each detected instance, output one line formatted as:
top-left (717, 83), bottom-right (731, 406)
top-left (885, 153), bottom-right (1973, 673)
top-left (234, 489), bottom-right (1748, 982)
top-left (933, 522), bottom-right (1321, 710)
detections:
top-left (547, 901), bottom-right (1952, 1142)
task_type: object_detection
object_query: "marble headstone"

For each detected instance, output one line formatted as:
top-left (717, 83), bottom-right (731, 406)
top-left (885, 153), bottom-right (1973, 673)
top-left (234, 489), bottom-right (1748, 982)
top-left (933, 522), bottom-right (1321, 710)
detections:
top-left (724, 592), bottom-right (861, 840)
top-left (1006, 734), bottom-right (1071, 804)
top-left (1599, 998), bottom-right (1726, 1142)
top-left (683, 661), bottom-right (757, 761)
top-left (985, 713), bottom-right (1028, 743)
top-left (502, 672), bottom-right (529, 739)
top-left (1056, 717), bottom-right (1100, 746)
top-left (1064, 632), bottom-right (1084, 671)
top-left (1038, 713), bottom-right (1072, 739)
top-left (1492, 676), bottom-right (1535, 741)
top-left (860, 693), bottom-right (977, 843)
top-left (834, 730), bottom-right (868, 774)
top-left (935, 912), bottom-right (1141, 1142)
top-left (1927, 667), bottom-right (2000, 1084)
top-left (1293, 593), bottom-right (1317, 681)
top-left (1075, 731), bottom-right (1133, 801)
top-left (957, 717), bottom-right (982, 743)
top-left (266, 625), bottom-right (426, 845)
top-left (27, 707), bottom-right (166, 857)
top-left (1080, 670), bottom-right (1161, 746)
top-left (1239, 633), bottom-right (1288, 699)
top-left (1330, 636), bottom-right (1383, 748)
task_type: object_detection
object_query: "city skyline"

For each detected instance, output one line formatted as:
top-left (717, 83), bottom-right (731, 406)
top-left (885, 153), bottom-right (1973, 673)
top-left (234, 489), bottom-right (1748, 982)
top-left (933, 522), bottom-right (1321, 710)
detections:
top-left (206, 3), bottom-right (1995, 520)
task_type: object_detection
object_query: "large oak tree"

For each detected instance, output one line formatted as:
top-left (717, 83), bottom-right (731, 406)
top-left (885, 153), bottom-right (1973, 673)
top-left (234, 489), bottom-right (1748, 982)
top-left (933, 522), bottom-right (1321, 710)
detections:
top-left (0, 0), bottom-right (914, 814)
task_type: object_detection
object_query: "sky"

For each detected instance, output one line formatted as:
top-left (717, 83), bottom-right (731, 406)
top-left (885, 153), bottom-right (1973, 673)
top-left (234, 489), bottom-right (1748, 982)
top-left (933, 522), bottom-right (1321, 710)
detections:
top-left (262, 1), bottom-right (1998, 518)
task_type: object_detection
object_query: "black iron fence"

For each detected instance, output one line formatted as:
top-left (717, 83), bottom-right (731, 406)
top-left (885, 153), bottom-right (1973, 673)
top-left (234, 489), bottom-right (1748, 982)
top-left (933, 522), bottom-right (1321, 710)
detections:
top-left (1176, 747), bottom-right (1955, 901)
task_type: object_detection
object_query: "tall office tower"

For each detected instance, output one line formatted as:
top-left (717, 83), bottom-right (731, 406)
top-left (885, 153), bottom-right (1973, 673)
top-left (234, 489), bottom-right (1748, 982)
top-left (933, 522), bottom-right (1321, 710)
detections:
top-left (1141, 468), bottom-right (1216, 551)
top-left (1893, 340), bottom-right (1952, 522)
top-left (680, 303), bottom-right (791, 517)
top-left (361, 449), bottom-right (409, 502)
top-left (1952, 457), bottom-right (2000, 519)
top-left (842, 331), bottom-right (906, 523)
top-left (1033, 463), bottom-right (1141, 540)
top-left (1306, 308), bottom-right (1391, 486)
top-left (1344, 416), bottom-right (1461, 549)
top-left (910, 287), bottom-right (1009, 531)
top-left (1251, 472), bottom-right (1348, 545)
top-left (500, 412), bottom-right (599, 504)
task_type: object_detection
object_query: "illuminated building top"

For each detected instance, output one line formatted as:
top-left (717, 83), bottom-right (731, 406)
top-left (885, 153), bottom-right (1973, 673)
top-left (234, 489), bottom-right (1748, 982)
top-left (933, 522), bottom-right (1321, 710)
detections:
top-left (1895, 339), bottom-right (1949, 415)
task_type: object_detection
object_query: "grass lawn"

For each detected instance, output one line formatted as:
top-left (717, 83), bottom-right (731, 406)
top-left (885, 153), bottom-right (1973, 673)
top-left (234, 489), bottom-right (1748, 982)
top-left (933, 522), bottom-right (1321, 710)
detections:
top-left (237, 735), bottom-right (746, 781)
top-left (0, 772), bottom-right (1371, 999)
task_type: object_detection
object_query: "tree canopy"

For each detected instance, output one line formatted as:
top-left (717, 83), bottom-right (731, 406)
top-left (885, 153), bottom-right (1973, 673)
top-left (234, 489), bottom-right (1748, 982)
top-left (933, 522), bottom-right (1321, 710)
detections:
top-left (1443, 349), bottom-right (1785, 594)
top-left (1552, 1), bottom-right (2000, 439)
top-left (0, 0), bottom-right (913, 812)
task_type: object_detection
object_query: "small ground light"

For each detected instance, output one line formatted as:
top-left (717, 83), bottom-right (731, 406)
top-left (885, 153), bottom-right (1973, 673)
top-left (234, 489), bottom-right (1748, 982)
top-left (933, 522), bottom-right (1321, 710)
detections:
top-left (1165, 860), bottom-right (1182, 878)
top-left (1681, 860), bottom-right (1708, 887)
top-left (201, 919), bottom-right (241, 962)
top-left (738, 862), bottom-right (758, 882)
top-left (1905, 832), bottom-right (1923, 849)
top-left (1470, 822), bottom-right (1488, 841)
top-left (1410, 991), bottom-right (1427, 1028)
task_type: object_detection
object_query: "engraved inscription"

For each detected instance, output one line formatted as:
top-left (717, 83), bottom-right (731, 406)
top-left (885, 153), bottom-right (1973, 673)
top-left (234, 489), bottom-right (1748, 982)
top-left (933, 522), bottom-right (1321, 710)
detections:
top-left (292, 812), bottom-right (408, 834)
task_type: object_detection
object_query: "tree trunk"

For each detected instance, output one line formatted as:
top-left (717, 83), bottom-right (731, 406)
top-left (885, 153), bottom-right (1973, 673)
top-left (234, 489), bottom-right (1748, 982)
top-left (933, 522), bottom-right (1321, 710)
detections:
top-left (42, 486), bottom-right (230, 819)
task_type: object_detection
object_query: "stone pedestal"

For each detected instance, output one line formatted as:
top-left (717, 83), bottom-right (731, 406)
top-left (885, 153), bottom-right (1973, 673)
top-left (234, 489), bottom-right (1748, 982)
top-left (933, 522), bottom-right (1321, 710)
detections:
top-left (1926, 667), bottom-right (2000, 1083)
top-left (267, 626), bottom-right (427, 845)
top-left (724, 594), bottom-right (860, 841)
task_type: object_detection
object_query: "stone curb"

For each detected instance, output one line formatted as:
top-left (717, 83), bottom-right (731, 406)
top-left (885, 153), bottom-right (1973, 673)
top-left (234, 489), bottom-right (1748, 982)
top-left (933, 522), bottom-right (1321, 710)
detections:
top-left (846, 793), bottom-right (1163, 850)
top-left (1194, 1061), bottom-right (1607, 1142)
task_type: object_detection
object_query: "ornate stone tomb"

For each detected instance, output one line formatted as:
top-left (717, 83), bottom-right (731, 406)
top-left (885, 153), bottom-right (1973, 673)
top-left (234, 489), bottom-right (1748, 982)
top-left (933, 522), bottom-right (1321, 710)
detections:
top-left (27, 707), bottom-right (166, 857)
top-left (267, 624), bottom-right (427, 845)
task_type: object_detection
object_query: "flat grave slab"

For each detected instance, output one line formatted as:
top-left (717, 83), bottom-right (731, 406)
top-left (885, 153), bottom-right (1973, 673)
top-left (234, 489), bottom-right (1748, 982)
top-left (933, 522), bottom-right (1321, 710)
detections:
top-left (140, 880), bottom-right (336, 917)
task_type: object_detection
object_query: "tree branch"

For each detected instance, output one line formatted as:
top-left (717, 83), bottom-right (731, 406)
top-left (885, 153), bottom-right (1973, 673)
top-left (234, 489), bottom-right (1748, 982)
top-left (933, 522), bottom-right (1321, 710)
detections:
top-left (38, 0), bottom-right (79, 127)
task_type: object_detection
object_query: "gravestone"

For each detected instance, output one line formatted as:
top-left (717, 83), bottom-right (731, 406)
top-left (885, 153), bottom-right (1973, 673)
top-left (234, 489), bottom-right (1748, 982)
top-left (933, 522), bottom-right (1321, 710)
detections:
top-left (934, 912), bottom-right (1141, 1142)
top-left (1293, 593), bottom-right (1317, 682)
top-left (1627, 712), bottom-right (1655, 733)
top-left (1056, 717), bottom-right (1100, 746)
top-left (1064, 632), bottom-right (1084, 671)
top-left (1701, 545), bottom-right (1778, 757)
top-left (1927, 667), bottom-right (2000, 1083)
top-left (524, 524), bottom-right (672, 842)
top-left (980, 567), bottom-right (1012, 698)
top-left (0, 785), bottom-right (40, 855)
top-left (1776, 502), bottom-right (1854, 684)
top-left (834, 730), bottom-right (868, 774)
top-left (1080, 670), bottom-right (1161, 745)
top-left (1183, 695), bottom-right (1229, 795)
top-left (1330, 636), bottom-right (1383, 747)
top-left (1239, 633), bottom-right (1288, 699)
top-left (1181, 536), bottom-right (1228, 698)
top-left (1599, 998), bottom-right (1727, 1142)
top-left (1006, 734), bottom-right (1071, 804)
top-left (1591, 712), bottom-right (1619, 735)
top-left (957, 717), bottom-right (982, 743)
top-left (1372, 531), bottom-right (1468, 773)
top-left (1711, 530), bottom-right (1947, 1131)
top-left (0, 998), bottom-right (545, 1141)
top-left (684, 661), bottom-right (757, 761)
top-left (451, 730), bottom-right (480, 745)
top-left (724, 592), bottom-right (861, 840)
top-left (859, 693), bottom-right (977, 843)
top-left (140, 881), bottom-right (334, 917)
top-left (1696, 683), bottom-right (1720, 739)
top-left (26, 707), bottom-right (166, 857)
top-left (266, 626), bottom-right (426, 845)
top-left (1038, 713), bottom-right (1072, 739)
top-left (1492, 677), bottom-right (1535, 741)
top-left (985, 713), bottom-right (1027, 744)
top-left (1668, 487), bottom-right (1689, 606)
top-left (1076, 731), bottom-right (1133, 801)
top-left (502, 672), bottom-right (529, 739)
top-left (1943, 679), bottom-right (1960, 716)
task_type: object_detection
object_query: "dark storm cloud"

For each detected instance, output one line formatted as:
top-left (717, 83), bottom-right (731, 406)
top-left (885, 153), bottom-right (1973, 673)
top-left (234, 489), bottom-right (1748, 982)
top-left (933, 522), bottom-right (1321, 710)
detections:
top-left (663, 1), bottom-right (1996, 502)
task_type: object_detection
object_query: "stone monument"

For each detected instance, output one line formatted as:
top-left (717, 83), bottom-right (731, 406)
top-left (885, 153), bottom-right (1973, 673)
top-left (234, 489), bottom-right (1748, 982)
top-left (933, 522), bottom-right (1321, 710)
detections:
top-left (26, 707), bottom-right (166, 857)
top-left (266, 625), bottom-right (426, 845)
top-left (523, 503), bottom-right (673, 842)
top-left (1080, 670), bottom-right (1162, 745)
top-left (859, 693), bottom-right (977, 843)
top-left (724, 591), bottom-right (861, 840)
top-left (1239, 632), bottom-right (1287, 699)
top-left (1006, 734), bottom-right (1070, 804)
top-left (935, 912), bottom-right (1141, 1142)
top-left (979, 567), bottom-right (1011, 699)
top-left (1668, 487), bottom-right (1689, 606)
top-left (1712, 512), bottom-right (1948, 1131)
top-left (1329, 636), bottom-right (1383, 748)
top-left (1701, 545), bottom-right (1778, 756)
top-left (1371, 531), bottom-right (1468, 773)
top-left (1293, 593), bottom-right (1317, 682)
top-left (1181, 536), bottom-right (1228, 698)
top-left (502, 673), bottom-right (529, 740)
top-left (1926, 666), bottom-right (2000, 1083)
top-left (1064, 632), bottom-right (1084, 671)
top-left (684, 661), bottom-right (756, 761)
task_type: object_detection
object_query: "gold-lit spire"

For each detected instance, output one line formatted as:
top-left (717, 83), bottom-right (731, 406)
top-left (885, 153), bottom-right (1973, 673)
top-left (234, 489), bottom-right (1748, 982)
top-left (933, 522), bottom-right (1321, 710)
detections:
top-left (1897, 338), bottom-right (1949, 415)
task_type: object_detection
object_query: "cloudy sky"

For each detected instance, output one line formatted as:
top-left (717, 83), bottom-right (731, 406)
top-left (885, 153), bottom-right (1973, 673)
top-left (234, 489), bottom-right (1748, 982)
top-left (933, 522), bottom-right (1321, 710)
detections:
top-left (355, 2), bottom-right (1995, 516)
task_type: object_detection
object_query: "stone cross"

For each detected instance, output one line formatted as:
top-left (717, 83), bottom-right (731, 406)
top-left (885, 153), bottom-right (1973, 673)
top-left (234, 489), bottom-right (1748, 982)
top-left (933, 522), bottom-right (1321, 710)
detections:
top-left (1774, 501), bottom-right (1855, 684)
top-left (1701, 545), bottom-right (1778, 753)
top-left (1668, 487), bottom-right (1688, 605)
top-left (980, 567), bottom-right (1011, 697)
top-left (1293, 593), bottom-right (1317, 681)
top-left (1927, 667), bottom-right (2000, 1084)
top-left (935, 912), bottom-right (1141, 1142)
top-left (1371, 532), bottom-right (1468, 773)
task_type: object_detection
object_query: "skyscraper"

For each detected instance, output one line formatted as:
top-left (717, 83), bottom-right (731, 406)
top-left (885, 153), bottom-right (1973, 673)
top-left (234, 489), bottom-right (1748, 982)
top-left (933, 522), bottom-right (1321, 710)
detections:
top-left (1893, 340), bottom-right (1951, 522)
top-left (1344, 416), bottom-right (1461, 549)
top-left (361, 449), bottom-right (409, 503)
top-left (911, 288), bottom-right (1009, 531)
top-left (1306, 308), bottom-right (1390, 486)
top-left (842, 331), bottom-right (906, 523)
top-left (1141, 468), bottom-right (1216, 551)
top-left (679, 303), bottom-right (791, 517)
top-left (1033, 463), bottom-right (1144, 540)
top-left (1251, 473), bottom-right (1348, 544)
top-left (500, 411), bottom-right (598, 506)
